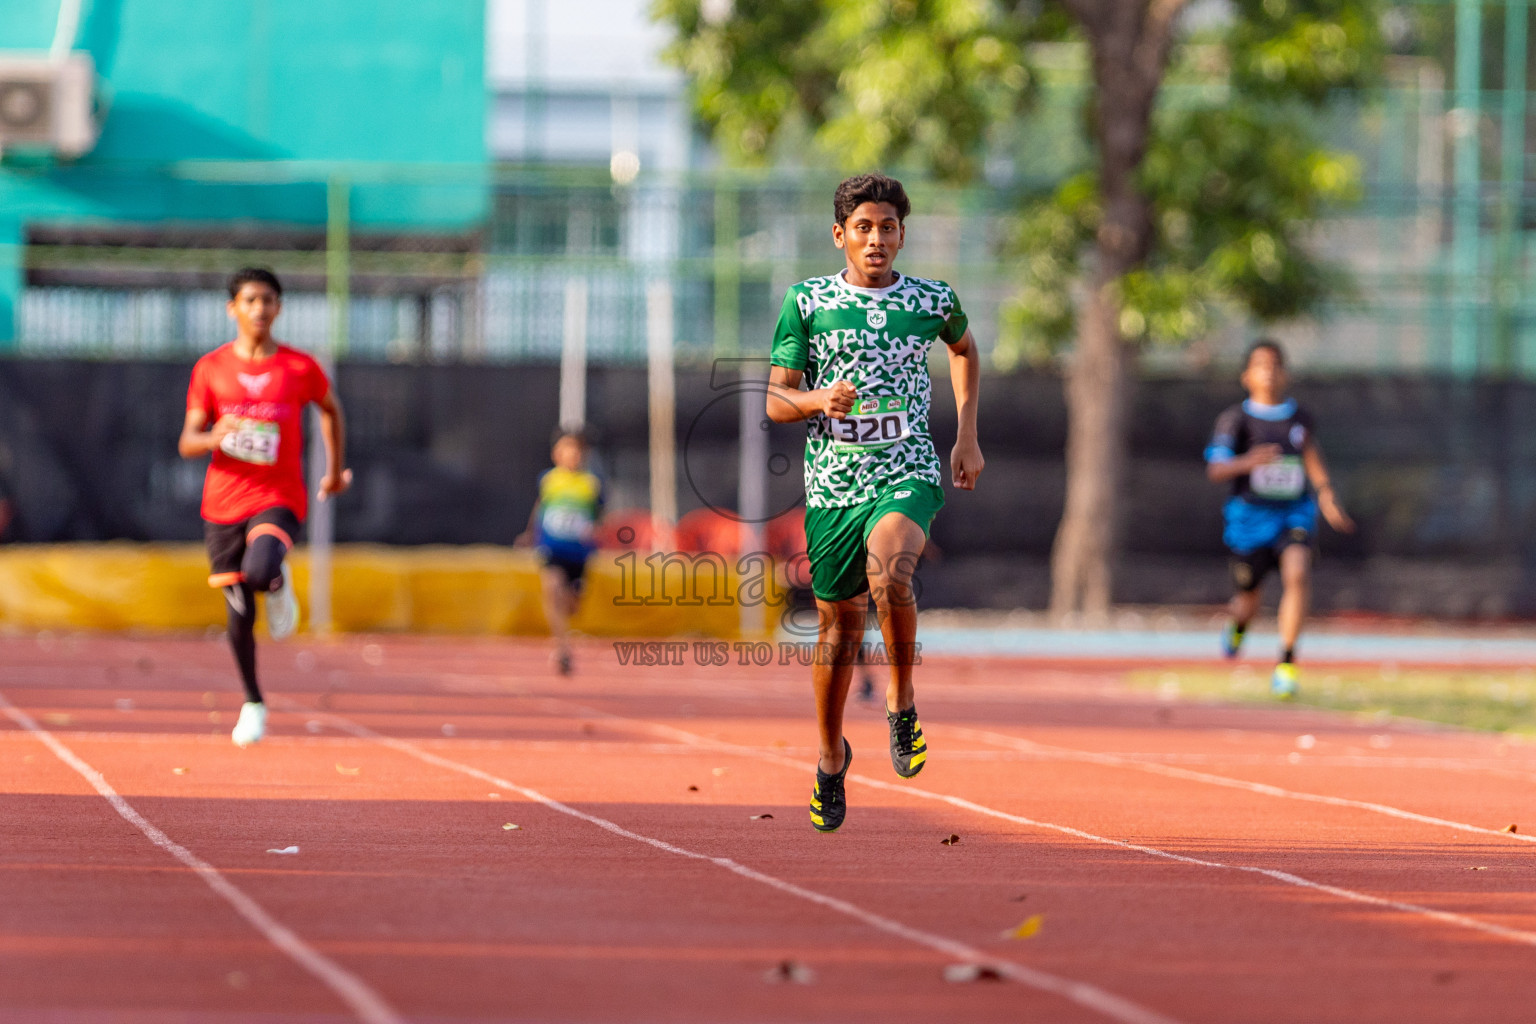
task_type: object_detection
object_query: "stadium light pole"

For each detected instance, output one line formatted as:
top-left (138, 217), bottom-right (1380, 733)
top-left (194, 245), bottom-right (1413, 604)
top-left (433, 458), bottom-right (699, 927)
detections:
top-left (714, 181), bottom-right (768, 637)
top-left (1495, 0), bottom-right (1528, 371)
top-left (559, 277), bottom-right (588, 431)
top-left (309, 173), bottom-right (348, 634)
top-left (1450, 0), bottom-right (1482, 378)
top-left (646, 277), bottom-right (677, 552)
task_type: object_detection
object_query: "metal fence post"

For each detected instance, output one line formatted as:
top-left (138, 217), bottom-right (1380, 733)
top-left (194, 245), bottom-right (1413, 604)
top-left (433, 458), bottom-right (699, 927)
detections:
top-left (1450, 0), bottom-right (1483, 378)
top-left (309, 173), bottom-right (349, 634)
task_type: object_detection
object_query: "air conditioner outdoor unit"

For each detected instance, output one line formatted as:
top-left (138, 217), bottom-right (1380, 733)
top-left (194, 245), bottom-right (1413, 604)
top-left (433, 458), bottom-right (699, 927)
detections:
top-left (0, 52), bottom-right (99, 159)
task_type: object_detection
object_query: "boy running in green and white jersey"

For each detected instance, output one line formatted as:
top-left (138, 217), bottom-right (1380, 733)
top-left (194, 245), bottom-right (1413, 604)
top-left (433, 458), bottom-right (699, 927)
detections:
top-left (767, 173), bottom-right (984, 832)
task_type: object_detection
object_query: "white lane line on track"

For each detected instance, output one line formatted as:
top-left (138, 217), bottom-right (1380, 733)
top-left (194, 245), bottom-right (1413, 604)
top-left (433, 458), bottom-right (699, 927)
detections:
top-left (303, 706), bottom-right (1184, 1024)
top-left (540, 701), bottom-right (1536, 951)
top-left (0, 693), bottom-right (405, 1024)
top-left (949, 726), bottom-right (1536, 845)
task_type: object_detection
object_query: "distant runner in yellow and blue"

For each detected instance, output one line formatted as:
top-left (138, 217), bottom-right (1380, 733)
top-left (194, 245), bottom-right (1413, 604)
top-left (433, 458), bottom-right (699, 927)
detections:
top-left (517, 430), bottom-right (604, 675)
top-left (1205, 340), bottom-right (1354, 698)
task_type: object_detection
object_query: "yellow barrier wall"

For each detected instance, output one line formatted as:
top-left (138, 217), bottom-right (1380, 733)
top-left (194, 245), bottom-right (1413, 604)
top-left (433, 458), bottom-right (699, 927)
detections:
top-left (0, 544), bottom-right (781, 638)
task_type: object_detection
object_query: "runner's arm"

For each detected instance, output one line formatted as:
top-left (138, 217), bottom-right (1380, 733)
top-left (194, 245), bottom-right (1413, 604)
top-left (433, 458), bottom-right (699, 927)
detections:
top-left (178, 408), bottom-right (238, 458)
top-left (1206, 444), bottom-right (1280, 483)
top-left (315, 388), bottom-right (353, 500)
top-left (1303, 439), bottom-right (1354, 533)
top-left (946, 330), bottom-right (983, 490)
top-left (766, 366), bottom-right (856, 423)
top-left (514, 501), bottom-right (541, 547)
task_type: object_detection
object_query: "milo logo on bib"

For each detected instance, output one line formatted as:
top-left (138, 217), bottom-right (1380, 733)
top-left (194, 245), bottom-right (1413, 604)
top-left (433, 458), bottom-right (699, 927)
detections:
top-left (831, 395), bottom-right (911, 451)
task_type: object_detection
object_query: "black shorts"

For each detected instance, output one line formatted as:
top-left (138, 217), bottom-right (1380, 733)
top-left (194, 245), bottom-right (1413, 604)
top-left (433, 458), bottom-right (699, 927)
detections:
top-left (1229, 526), bottom-right (1313, 592)
top-left (540, 551), bottom-right (589, 590)
top-left (205, 507), bottom-right (301, 588)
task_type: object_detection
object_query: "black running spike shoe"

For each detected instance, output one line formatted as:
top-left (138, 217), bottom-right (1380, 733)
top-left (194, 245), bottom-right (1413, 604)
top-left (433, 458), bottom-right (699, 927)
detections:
top-left (809, 738), bottom-right (852, 832)
top-left (887, 705), bottom-right (927, 778)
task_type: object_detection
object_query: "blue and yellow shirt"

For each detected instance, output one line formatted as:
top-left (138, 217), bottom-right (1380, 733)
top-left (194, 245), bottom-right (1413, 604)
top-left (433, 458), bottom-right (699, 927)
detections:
top-left (535, 467), bottom-right (604, 562)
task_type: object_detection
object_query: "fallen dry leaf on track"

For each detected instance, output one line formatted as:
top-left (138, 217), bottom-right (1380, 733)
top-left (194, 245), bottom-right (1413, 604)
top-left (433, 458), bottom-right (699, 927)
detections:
top-left (763, 960), bottom-right (815, 984)
top-left (687, 785), bottom-right (699, 792)
top-left (941, 834), bottom-right (961, 846)
top-left (751, 813), bottom-right (774, 820)
top-left (1503, 824), bottom-right (1518, 833)
top-left (335, 764), bottom-right (360, 775)
top-left (487, 792), bottom-right (501, 799)
top-left (1010, 894), bottom-right (1028, 902)
top-left (1001, 914), bottom-right (1044, 940)
top-left (266, 846), bottom-right (299, 855)
top-left (943, 963), bottom-right (1003, 983)
top-left (1469, 866), bottom-right (1488, 871)
top-left (171, 767), bottom-right (188, 775)
top-left (502, 823), bottom-right (521, 831)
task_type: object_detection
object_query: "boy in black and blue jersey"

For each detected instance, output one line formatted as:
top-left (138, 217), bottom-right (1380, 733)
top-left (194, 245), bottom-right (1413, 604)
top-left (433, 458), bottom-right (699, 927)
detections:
top-left (1205, 340), bottom-right (1354, 698)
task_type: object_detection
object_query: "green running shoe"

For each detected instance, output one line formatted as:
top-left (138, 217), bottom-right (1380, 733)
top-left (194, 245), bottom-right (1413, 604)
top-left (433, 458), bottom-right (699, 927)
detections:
top-left (1222, 621), bottom-right (1245, 659)
top-left (809, 738), bottom-right (852, 832)
top-left (1271, 662), bottom-right (1298, 700)
top-left (887, 705), bottom-right (927, 778)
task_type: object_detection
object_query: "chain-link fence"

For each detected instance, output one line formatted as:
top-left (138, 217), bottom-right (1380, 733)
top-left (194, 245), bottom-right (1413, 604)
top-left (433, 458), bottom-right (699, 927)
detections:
top-left (8, 75), bottom-right (1536, 374)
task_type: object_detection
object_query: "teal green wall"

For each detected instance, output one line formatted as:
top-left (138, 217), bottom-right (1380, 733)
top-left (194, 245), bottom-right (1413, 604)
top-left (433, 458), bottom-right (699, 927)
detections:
top-left (0, 0), bottom-right (488, 344)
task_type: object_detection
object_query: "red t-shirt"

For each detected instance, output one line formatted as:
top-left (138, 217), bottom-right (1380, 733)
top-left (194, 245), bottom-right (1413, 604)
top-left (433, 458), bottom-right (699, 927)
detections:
top-left (186, 342), bottom-right (331, 523)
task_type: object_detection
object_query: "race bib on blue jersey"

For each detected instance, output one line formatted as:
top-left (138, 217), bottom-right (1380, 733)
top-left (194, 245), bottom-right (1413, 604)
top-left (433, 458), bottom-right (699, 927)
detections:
top-left (1249, 456), bottom-right (1306, 500)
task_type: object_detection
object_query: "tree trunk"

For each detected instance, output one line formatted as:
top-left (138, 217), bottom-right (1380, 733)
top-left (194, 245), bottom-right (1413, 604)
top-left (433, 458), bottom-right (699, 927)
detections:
top-left (1050, 280), bottom-right (1128, 620)
top-left (1048, 0), bottom-right (1185, 620)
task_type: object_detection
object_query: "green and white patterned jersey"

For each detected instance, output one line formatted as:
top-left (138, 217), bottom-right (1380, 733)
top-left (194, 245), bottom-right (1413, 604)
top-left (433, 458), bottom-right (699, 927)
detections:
top-left (771, 270), bottom-right (969, 508)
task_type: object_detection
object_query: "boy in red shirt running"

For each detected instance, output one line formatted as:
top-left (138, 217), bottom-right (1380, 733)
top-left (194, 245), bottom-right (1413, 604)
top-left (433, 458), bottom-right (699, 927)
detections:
top-left (179, 268), bottom-right (352, 747)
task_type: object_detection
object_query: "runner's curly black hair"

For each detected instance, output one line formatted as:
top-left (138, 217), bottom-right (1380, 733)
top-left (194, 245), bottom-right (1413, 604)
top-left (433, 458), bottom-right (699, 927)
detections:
top-left (833, 173), bottom-right (910, 225)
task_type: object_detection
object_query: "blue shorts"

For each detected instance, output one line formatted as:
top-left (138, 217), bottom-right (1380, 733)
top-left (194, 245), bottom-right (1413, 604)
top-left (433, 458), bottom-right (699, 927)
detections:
top-left (1222, 496), bottom-right (1317, 555)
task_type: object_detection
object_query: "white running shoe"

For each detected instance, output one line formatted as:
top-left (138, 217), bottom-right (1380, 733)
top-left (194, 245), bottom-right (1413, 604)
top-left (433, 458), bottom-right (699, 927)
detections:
top-left (232, 701), bottom-right (268, 747)
top-left (266, 562), bottom-right (298, 640)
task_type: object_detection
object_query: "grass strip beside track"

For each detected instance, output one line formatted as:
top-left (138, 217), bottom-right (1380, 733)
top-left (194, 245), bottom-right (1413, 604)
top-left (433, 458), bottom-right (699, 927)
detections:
top-left (1129, 665), bottom-right (1536, 735)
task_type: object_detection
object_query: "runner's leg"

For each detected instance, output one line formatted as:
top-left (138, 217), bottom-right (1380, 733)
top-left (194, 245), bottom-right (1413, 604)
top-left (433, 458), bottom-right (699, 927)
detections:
top-left (1277, 543), bottom-right (1312, 662)
top-left (813, 595), bottom-right (867, 774)
top-left (223, 583), bottom-right (263, 704)
top-left (241, 531), bottom-right (287, 595)
top-left (540, 565), bottom-right (573, 647)
top-left (1229, 588), bottom-right (1261, 629)
top-left (866, 511), bottom-right (926, 714)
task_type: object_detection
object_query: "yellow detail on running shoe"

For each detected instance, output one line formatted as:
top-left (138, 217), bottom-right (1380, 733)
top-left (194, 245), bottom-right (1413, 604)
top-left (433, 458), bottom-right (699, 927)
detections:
top-left (810, 797), bottom-right (822, 810)
top-left (809, 812), bottom-right (825, 826)
top-left (908, 751), bottom-right (926, 769)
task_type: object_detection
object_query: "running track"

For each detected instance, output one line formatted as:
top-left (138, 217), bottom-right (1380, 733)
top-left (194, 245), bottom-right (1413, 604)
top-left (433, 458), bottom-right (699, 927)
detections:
top-left (4, 632), bottom-right (1536, 1023)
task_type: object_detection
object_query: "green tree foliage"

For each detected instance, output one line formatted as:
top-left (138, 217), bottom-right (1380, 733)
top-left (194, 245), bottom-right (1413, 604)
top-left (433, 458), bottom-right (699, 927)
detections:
top-left (657, 0), bottom-right (1380, 357)
top-left (1003, 0), bottom-right (1380, 362)
top-left (655, 0), bottom-right (1037, 179)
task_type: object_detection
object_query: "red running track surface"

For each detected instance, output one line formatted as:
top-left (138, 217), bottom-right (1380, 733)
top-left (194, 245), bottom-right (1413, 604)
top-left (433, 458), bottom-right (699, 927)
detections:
top-left (3, 632), bottom-right (1536, 1023)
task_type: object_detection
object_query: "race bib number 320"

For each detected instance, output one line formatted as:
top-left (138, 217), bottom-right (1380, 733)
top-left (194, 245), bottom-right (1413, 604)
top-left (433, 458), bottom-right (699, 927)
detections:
top-left (220, 419), bottom-right (280, 466)
top-left (1249, 455), bottom-right (1306, 500)
top-left (830, 396), bottom-right (910, 450)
